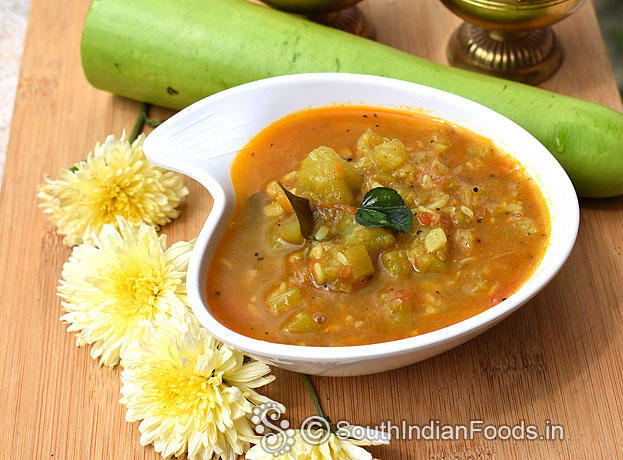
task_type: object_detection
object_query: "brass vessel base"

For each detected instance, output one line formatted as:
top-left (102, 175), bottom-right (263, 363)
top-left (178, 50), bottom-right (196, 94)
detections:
top-left (447, 23), bottom-right (563, 85)
top-left (311, 6), bottom-right (376, 39)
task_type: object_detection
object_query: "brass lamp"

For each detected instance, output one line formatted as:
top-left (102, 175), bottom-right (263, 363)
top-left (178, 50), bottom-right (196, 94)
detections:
top-left (440, 0), bottom-right (587, 84)
top-left (262, 0), bottom-right (375, 38)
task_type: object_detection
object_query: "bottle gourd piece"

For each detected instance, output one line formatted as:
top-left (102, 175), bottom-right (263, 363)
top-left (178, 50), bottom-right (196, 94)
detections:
top-left (82, 0), bottom-right (623, 197)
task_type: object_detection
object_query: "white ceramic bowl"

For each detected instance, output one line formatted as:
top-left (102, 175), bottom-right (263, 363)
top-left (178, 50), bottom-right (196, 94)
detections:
top-left (143, 73), bottom-right (579, 377)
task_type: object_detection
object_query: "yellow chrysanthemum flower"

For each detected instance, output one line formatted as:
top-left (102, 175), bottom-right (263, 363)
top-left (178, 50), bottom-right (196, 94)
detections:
top-left (58, 216), bottom-right (194, 367)
top-left (38, 133), bottom-right (188, 246)
top-left (120, 303), bottom-right (276, 460)
top-left (246, 428), bottom-right (388, 460)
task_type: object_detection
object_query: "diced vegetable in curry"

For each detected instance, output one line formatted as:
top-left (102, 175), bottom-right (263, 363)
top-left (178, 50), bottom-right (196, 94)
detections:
top-left (206, 107), bottom-right (550, 346)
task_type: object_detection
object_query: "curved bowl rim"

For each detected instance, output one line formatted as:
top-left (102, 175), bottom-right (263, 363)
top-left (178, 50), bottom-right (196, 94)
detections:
top-left (151, 73), bottom-right (580, 365)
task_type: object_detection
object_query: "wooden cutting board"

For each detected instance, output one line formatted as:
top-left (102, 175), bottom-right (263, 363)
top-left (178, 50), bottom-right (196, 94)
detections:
top-left (1, 0), bottom-right (621, 458)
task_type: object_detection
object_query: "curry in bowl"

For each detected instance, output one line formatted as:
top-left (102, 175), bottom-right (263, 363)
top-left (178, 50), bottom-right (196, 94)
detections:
top-left (206, 106), bottom-right (550, 347)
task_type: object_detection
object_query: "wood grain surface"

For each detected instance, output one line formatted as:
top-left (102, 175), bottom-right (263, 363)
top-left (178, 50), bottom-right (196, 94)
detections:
top-left (1, 0), bottom-right (622, 459)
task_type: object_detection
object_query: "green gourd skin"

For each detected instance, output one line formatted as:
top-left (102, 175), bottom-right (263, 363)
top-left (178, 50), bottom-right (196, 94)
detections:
top-left (81, 0), bottom-right (623, 197)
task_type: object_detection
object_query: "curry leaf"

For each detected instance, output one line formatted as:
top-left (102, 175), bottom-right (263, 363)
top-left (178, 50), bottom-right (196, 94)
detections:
top-left (355, 187), bottom-right (413, 233)
top-left (277, 182), bottom-right (315, 240)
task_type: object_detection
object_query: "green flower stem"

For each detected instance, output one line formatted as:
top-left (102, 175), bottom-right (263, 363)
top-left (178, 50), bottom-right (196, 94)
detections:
top-left (129, 102), bottom-right (167, 142)
top-left (300, 373), bottom-right (325, 420)
top-left (145, 118), bottom-right (165, 128)
top-left (69, 103), bottom-right (166, 173)
top-left (129, 102), bottom-right (149, 143)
